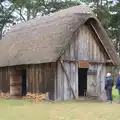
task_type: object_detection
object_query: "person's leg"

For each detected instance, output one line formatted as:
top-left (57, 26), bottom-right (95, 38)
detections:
top-left (106, 89), bottom-right (109, 101)
top-left (109, 89), bottom-right (113, 103)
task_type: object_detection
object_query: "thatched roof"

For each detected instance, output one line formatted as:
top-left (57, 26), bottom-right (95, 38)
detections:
top-left (0, 5), bottom-right (120, 67)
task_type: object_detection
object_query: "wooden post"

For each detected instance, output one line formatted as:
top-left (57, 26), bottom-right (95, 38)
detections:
top-left (96, 64), bottom-right (102, 99)
top-left (60, 60), bottom-right (76, 99)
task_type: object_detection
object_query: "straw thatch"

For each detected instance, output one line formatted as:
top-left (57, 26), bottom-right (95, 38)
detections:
top-left (0, 5), bottom-right (119, 67)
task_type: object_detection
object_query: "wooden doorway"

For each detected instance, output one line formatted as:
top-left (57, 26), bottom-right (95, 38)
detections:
top-left (78, 61), bottom-right (89, 96)
top-left (78, 68), bottom-right (88, 96)
top-left (10, 69), bottom-right (27, 98)
top-left (21, 69), bottom-right (27, 96)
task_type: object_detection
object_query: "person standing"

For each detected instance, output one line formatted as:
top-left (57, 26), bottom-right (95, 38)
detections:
top-left (116, 71), bottom-right (120, 103)
top-left (105, 73), bottom-right (114, 103)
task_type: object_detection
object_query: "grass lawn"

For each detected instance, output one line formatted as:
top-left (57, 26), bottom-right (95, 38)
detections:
top-left (112, 86), bottom-right (119, 101)
top-left (0, 87), bottom-right (119, 120)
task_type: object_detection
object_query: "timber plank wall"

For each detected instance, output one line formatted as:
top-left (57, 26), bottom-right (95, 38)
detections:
top-left (0, 63), bottom-right (56, 100)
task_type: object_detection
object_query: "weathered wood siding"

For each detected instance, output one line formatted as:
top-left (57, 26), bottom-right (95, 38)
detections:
top-left (87, 64), bottom-right (106, 100)
top-left (56, 24), bottom-right (108, 100)
top-left (0, 67), bottom-right (9, 93)
top-left (61, 25), bottom-right (107, 62)
top-left (55, 61), bottom-right (78, 100)
top-left (55, 62), bottom-right (107, 100)
top-left (0, 63), bottom-right (56, 100)
top-left (26, 63), bottom-right (56, 100)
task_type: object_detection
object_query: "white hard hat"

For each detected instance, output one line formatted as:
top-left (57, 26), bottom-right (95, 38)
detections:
top-left (106, 73), bottom-right (111, 77)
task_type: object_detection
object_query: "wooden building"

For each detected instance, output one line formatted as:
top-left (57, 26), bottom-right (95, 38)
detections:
top-left (0, 5), bottom-right (119, 100)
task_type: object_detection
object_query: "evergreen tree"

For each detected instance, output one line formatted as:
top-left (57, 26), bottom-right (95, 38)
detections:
top-left (109, 0), bottom-right (120, 54)
top-left (0, 0), bottom-right (14, 39)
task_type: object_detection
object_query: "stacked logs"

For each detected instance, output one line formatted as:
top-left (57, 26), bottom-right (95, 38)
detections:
top-left (23, 92), bottom-right (46, 101)
top-left (0, 92), bottom-right (10, 98)
top-left (0, 92), bottom-right (47, 101)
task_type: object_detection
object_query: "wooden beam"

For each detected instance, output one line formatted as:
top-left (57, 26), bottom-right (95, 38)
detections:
top-left (62, 60), bottom-right (106, 64)
top-left (89, 22), bottom-right (114, 65)
top-left (59, 60), bottom-right (76, 99)
top-left (106, 60), bottom-right (112, 63)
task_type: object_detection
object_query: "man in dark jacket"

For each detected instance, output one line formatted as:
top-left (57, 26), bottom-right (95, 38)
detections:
top-left (116, 71), bottom-right (120, 103)
top-left (105, 73), bottom-right (114, 103)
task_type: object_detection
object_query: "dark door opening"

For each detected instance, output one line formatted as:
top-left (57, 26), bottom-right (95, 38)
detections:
top-left (21, 69), bottom-right (27, 96)
top-left (78, 68), bottom-right (88, 96)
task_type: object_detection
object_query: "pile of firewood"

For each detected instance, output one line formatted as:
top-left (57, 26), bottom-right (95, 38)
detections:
top-left (23, 92), bottom-right (46, 101)
top-left (0, 92), bottom-right (47, 101)
top-left (0, 92), bottom-right (10, 98)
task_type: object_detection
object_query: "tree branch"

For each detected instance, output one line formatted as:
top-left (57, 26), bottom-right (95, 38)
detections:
top-left (17, 7), bottom-right (26, 22)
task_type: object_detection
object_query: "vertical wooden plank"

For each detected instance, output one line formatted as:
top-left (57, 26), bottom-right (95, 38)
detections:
top-left (79, 26), bottom-right (86, 60)
top-left (75, 62), bottom-right (78, 99)
top-left (96, 64), bottom-right (102, 99)
top-left (85, 26), bottom-right (89, 60)
top-left (77, 28), bottom-right (81, 59)
top-left (33, 65), bottom-right (35, 93)
top-left (43, 64), bottom-right (46, 93)
top-left (63, 62), bottom-right (67, 100)
top-left (30, 65), bottom-right (32, 93)
top-left (28, 65), bottom-right (31, 93)
top-left (36, 65), bottom-right (39, 93)
top-left (7, 67), bottom-right (9, 92)
top-left (83, 26), bottom-right (87, 60)
top-left (75, 31), bottom-right (78, 60)
top-left (37, 64), bottom-right (40, 93)
top-left (26, 66), bottom-right (28, 92)
top-left (31, 65), bottom-right (33, 93)
top-left (6, 67), bottom-right (8, 92)
top-left (34, 65), bottom-right (36, 93)
top-left (63, 62), bottom-right (71, 100)
top-left (70, 62), bottom-right (76, 99)
top-left (61, 63), bottom-right (64, 100)
top-left (44, 63), bottom-right (46, 93)
top-left (50, 63), bottom-right (56, 100)
top-left (70, 38), bottom-right (75, 60)
top-left (33, 65), bottom-right (36, 93)
top-left (54, 62), bottom-right (57, 100)
top-left (100, 65), bottom-right (106, 100)
top-left (41, 64), bottom-right (44, 93)
top-left (45, 63), bottom-right (49, 93)
top-left (94, 38), bottom-right (97, 62)
top-left (57, 62), bottom-right (61, 100)
top-left (41, 64), bottom-right (43, 93)
top-left (28, 65), bottom-right (30, 92)
top-left (4, 68), bottom-right (5, 92)
top-left (38, 64), bottom-right (42, 93)
top-left (68, 62), bottom-right (71, 99)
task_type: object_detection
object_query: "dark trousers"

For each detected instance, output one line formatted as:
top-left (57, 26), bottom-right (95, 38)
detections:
top-left (106, 89), bottom-right (113, 101)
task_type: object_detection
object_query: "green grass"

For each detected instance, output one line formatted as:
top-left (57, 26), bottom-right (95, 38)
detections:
top-left (112, 86), bottom-right (119, 101)
top-left (0, 88), bottom-right (119, 120)
top-left (0, 98), bottom-right (119, 120)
